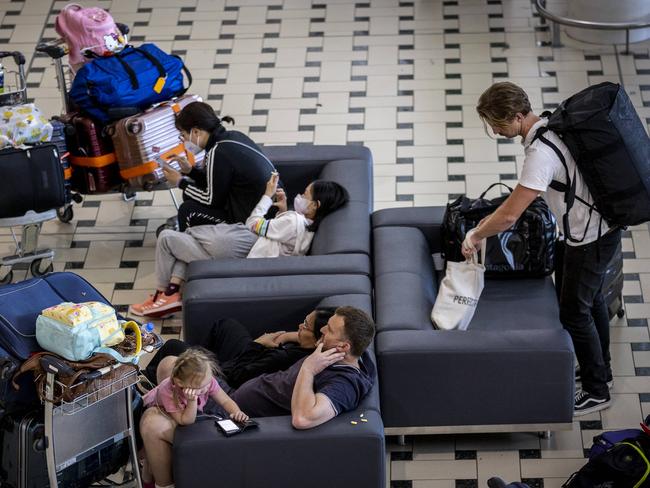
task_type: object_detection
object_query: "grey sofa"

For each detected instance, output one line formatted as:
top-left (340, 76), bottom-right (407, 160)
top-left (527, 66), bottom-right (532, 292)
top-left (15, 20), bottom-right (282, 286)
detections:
top-left (185, 145), bottom-right (373, 282)
top-left (372, 206), bottom-right (575, 434)
top-left (176, 274), bottom-right (385, 488)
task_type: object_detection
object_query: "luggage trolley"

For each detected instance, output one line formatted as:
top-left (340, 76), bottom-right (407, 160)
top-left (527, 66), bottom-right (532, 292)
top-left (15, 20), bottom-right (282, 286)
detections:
top-left (0, 51), bottom-right (67, 285)
top-left (35, 28), bottom-right (190, 235)
top-left (40, 356), bottom-right (143, 488)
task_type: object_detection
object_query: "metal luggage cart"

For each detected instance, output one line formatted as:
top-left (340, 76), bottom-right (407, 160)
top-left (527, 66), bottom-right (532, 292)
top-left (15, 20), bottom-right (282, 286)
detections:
top-left (0, 50), bottom-right (75, 223)
top-left (41, 357), bottom-right (143, 488)
top-left (35, 28), bottom-right (188, 229)
top-left (0, 51), bottom-right (69, 285)
top-left (0, 210), bottom-right (56, 285)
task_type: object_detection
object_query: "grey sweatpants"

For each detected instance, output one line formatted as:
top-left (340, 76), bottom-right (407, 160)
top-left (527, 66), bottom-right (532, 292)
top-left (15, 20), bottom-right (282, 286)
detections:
top-left (155, 223), bottom-right (258, 289)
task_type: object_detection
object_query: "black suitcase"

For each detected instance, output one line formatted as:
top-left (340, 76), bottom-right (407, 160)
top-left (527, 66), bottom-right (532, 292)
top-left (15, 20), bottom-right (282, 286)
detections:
top-left (0, 144), bottom-right (66, 218)
top-left (49, 118), bottom-right (72, 206)
top-left (554, 239), bottom-right (624, 320)
top-left (0, 345), bottom-right (38, 421)
top-left (603, 240), bottom-right (624, 320)
top-left (0, 410), bottom-right (130, 488)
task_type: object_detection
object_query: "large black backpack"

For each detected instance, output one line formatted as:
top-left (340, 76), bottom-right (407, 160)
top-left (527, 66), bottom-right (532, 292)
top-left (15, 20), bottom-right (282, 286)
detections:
top-left (534, 82), bottom-right (650, 243)
top-left (563, 433), bottom-right (650, 488)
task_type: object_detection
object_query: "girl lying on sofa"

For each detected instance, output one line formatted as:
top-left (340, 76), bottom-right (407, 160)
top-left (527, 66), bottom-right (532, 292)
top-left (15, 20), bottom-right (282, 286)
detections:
top-left (129, 173), bottom-right (349, 318)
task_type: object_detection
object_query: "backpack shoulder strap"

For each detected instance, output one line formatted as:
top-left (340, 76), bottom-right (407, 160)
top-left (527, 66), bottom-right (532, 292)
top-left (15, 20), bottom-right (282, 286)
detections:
top-left (217, 139), bottom-right (277, 172)
top-left (532, 129), bottom-right (592, 244)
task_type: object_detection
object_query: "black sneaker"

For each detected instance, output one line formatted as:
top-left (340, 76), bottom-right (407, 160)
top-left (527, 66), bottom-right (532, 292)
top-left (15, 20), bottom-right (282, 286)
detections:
top-left (575, 368), bottom-right (613, 388)
top-left (574, 389), bottom-right (611, 416)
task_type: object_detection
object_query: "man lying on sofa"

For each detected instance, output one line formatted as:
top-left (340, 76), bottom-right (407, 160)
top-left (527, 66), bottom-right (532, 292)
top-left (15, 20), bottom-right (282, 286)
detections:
top-left (234, 305), bottom-right (376, 429)
top-left (152, 306), bottom-right (376, 429)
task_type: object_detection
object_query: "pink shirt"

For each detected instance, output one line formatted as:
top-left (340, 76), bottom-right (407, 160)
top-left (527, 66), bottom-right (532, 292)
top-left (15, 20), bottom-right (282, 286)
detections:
top-left (143, 376), bottom-right (220, 413)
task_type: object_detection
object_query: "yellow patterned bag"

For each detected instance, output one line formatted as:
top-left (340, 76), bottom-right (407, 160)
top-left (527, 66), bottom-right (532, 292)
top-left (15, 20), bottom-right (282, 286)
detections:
top-left (0, 103), bottom-right (53, 147)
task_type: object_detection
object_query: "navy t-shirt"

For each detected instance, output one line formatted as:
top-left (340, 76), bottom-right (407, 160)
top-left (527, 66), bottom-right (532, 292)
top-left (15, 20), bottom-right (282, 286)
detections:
top-left (231, 351), bottom-right (375, 417)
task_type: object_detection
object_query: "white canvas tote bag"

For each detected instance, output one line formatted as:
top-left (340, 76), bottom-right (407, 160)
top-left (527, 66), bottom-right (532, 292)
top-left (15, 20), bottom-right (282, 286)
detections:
top-left (431, 240), bottom-right (486, 331)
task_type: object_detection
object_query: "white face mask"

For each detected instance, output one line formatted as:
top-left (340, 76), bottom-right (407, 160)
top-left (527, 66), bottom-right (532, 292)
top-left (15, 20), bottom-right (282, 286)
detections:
top-left (293, 194), bottom-right (312, 215)
top-left (183, 131), bottom-right (202, 156)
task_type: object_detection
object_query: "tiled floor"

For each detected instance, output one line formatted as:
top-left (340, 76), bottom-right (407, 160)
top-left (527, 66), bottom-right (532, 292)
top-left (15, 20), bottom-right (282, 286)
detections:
top-left (1, 0), bottom-right (650, 486)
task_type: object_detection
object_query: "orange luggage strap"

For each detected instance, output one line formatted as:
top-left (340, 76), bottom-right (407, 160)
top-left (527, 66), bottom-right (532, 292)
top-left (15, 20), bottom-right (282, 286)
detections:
top-left (119, 161), bottom-right (158, 179)
top-left (69, 153), bottom-right (117, 168)
top-left (118, 143), bottom-right (194, 179)
top-left (63, 167), bottom-right (72, 179)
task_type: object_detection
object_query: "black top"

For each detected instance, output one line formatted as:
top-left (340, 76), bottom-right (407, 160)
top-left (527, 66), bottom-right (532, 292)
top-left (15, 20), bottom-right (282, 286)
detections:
top-left (221, 342), bottom-right (313, 389)
top-left (231, 351), bottom-right (376, 418)
top-left (179, 129), bottom-right (276, 224)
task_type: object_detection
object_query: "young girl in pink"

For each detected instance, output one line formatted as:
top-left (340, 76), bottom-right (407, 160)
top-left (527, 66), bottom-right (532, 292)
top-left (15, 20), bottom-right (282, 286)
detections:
top-left (140, 348), bottom-right (248, 488)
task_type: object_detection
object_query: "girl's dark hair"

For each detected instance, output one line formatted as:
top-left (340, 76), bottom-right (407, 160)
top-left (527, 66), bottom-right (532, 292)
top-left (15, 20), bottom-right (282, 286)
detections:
top-left (312, 306), bottom-right (338, 340)
top-left (307, 180), bottom-right (349, 232)
top-left (175, 101), bottom-right (234, 138)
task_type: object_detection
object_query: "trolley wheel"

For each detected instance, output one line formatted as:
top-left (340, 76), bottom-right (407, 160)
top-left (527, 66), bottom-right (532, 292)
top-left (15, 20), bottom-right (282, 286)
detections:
top-left (57, 205), bottom-right (74, 223)
top-left (0, 269), bottom-right (12, 285)
top-left (122, 184), bottom-right (137, 202)
top-left (30, 258), bottom-right (53, 277)
top-left (617, 308), bottom-right (625, 318)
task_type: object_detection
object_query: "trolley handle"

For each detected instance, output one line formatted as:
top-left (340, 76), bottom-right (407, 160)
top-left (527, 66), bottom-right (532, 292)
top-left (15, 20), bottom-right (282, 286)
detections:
top-left (35, 41), bottom-right (66, 60)
top-left (39, 355), bottom-right (76, 377)
top-left (0, 51), bottom-right (25, 66)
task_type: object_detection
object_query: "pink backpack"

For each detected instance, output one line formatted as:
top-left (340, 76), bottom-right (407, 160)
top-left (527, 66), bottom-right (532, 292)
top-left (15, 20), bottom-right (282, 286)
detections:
top-left (55, 3), bottom-right (127, 67)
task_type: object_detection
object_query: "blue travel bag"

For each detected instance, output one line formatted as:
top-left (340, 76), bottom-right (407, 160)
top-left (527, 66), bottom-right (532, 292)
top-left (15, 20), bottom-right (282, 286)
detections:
top-left (69, 43), bottom-right (191, 123)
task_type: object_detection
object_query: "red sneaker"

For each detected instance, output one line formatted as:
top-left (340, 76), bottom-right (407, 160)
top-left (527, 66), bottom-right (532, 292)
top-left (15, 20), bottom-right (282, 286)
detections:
top-left (129, 294), bottom-right (157, 317)
top-left (140, 292), bottom-right (182, 319)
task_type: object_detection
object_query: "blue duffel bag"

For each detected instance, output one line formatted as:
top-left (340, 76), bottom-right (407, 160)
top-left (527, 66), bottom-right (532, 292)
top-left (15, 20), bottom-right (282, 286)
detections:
top-left (69, 43), bottom-right (192, 123)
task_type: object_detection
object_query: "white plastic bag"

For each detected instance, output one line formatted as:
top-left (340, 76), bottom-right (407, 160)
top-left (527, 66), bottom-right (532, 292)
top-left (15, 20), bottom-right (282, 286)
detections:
top-left (431, 241), bottom-right (486, 331)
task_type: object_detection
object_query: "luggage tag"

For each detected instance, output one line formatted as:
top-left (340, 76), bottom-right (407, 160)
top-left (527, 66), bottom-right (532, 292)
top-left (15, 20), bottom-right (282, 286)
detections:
top-left (153, 76), bottom-right (167, 94)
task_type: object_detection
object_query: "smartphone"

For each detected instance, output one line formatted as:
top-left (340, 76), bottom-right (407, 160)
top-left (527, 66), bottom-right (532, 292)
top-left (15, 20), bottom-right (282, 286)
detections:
top-left (216, 419), bottom-right (241, 436)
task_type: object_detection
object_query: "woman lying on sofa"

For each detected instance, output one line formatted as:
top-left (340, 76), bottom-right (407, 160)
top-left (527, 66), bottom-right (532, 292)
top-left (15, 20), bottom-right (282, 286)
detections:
top-left (143, 307), bottom-right (337, 389)
top-left (128, 172), bottom-right (349, 318)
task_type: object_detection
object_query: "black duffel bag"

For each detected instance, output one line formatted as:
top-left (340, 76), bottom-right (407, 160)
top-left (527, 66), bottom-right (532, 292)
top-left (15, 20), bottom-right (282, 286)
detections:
top-left (441, 183), bottom-right (557, 278)
top-left (0, 144), bottom-right (65, 218)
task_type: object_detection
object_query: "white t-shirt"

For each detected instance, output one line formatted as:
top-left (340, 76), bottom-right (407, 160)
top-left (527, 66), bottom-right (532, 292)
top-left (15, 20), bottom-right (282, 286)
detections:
top-left (519, 118), bottom-right (608, 246)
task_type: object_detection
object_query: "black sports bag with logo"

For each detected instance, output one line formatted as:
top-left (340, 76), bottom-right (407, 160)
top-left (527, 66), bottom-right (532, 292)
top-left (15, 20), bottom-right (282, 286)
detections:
top-left (534, 82), bottom-right (650, 243)
top-left (442, 183), bottom-right (557, 278)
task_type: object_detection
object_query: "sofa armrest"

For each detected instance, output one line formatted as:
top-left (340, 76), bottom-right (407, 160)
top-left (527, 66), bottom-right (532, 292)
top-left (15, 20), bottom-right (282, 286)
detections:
top-left (186, 254), bottom-right (371, 281)
top-left (376, 329), bottom-right (574, 428)
top-left (183, 274), bottom-right (372, 346)
top-left (372, 207), bottom-right (446, 253)
top-left (174, 410), bottom-right (385, 488)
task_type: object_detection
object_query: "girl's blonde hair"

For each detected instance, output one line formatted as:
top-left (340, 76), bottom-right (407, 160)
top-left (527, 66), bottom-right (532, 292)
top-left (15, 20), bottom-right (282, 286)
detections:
top-left (171, 347), bottom-right (220, 385)
top-left (476, 82), bottom-right (532, 131)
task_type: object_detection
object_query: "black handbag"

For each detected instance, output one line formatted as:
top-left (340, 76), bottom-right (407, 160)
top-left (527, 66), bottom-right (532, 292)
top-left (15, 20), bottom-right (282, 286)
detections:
top-left (441, 183), bottom-right (557, 278)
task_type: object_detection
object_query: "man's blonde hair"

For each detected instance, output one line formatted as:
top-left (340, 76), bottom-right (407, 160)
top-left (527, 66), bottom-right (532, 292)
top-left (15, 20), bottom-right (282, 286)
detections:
top-left (476, 82), bottom-right (532, 130)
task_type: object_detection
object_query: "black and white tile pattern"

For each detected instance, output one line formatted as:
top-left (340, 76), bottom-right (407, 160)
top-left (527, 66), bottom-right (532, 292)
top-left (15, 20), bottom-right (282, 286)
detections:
top-left (0, 0), bottom-right (649, 486)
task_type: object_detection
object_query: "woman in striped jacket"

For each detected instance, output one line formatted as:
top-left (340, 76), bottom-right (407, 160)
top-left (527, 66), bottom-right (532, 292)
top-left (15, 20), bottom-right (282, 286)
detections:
top-left (163, 101), bottom-right (276, 231)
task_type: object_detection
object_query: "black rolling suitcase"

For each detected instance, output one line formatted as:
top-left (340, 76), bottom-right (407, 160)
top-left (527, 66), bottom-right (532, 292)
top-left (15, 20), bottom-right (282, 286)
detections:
top-left (555, 239), bottom-right (624, 320)
top-left (0, 144), bottom-right (66, 218)
top-left (0, 410), bottom-right (130, 488)
top-left (603, 240), bottom-right (624, 320)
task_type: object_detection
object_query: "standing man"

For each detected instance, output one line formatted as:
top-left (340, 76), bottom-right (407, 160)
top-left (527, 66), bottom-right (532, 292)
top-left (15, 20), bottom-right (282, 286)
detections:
top-left (463, 82), bottom-right (621, 416)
